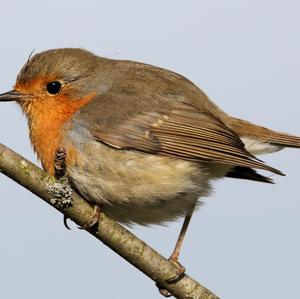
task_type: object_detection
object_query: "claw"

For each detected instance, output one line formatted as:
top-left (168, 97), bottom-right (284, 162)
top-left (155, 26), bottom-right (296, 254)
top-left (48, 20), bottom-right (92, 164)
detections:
top-left (165, 258), bottom-right (186, 283)
top-left (156, 282), bottom-right (172, 297)
top-left (156, 257), bottom-right (186, 297)
top-left (78, 205), bottom-right (101, 230)
top-left (64, 215), bottom-right (72, 230)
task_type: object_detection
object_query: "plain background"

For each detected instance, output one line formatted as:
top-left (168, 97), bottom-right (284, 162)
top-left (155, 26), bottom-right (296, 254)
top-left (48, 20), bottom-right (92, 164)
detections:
top-left (0, 1), bottom-right (299, 298)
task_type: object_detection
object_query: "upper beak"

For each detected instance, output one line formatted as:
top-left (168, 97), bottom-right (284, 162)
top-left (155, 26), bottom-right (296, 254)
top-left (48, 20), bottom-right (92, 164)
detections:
top-left (0, 90), bottom-right (24, 102)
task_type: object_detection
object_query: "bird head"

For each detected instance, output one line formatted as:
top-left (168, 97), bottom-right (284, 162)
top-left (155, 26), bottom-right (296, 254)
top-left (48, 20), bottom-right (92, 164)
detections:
top-left (0, 48), bottom-right (113, 117)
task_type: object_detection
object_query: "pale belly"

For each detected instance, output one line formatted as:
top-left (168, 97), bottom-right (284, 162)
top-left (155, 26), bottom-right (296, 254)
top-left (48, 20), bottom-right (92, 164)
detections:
top-left (66, 140), bottom-right (218, 226)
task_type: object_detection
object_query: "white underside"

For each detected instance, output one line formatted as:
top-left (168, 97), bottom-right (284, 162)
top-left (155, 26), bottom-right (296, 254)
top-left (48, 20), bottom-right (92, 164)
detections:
top-left (241, 137), bottom-right (283, 156)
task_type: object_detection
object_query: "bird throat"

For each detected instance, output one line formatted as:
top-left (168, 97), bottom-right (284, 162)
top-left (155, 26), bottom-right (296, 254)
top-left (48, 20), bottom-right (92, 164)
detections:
top-left (20, 93), bottom-right (95, 174)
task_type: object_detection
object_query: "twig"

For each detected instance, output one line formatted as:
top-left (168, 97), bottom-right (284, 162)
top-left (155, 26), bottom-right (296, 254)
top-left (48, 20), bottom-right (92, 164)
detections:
top-left (0, 143), bottom-right (219, 299)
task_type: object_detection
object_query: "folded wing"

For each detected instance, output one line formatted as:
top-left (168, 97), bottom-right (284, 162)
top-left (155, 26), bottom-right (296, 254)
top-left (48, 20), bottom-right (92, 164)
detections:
top-left (93, 103), bottom-right (283, 176)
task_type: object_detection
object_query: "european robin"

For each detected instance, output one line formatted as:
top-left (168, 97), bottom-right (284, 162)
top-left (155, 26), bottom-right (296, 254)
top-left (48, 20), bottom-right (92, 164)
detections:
top-left (0, 48), bottom-right (300, 265)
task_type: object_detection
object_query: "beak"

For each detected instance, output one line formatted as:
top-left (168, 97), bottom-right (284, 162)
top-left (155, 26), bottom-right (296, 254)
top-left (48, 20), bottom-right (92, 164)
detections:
top-left (0, 90), bottom-right (24, 102)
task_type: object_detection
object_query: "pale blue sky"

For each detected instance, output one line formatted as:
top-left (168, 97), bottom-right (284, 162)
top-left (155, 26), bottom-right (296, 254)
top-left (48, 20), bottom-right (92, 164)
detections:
top-left (0, 1), bottom-right (299, 298)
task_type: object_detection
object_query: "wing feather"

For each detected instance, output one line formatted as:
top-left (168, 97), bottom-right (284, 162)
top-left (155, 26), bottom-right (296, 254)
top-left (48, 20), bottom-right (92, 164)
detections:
top-left (93, 104), bottom-right (283, 175)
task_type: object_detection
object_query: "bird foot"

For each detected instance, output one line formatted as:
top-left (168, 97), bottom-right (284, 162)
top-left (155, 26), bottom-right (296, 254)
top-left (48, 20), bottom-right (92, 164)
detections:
top-left (156, 257), bottom-right (186, 297)
top-left (165, 257), bottom-right (186, 283)
top-left (78, 205), bottom-right (101, 230)
top-left (47, 147), bottom-right (73, 224)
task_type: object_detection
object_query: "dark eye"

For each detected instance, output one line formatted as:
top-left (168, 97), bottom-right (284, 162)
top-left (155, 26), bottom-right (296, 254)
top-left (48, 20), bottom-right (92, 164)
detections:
top-left (46, 81), bottom-right (62, 94)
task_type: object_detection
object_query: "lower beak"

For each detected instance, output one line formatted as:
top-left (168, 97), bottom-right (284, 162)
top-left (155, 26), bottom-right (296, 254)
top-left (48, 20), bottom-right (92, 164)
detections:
top-left (0, 90), bottom-right (24, 102)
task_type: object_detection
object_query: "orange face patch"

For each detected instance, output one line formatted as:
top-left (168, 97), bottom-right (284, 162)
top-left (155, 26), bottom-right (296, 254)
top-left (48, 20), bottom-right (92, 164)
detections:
top-left (15, 77), bottom-right (95, 174)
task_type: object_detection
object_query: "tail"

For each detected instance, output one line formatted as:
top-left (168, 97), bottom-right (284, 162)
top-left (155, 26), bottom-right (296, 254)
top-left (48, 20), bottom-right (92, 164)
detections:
top-left (226, 166), bottom-right (274, 184)
top-left (229, 118), bottom-right (300, 156)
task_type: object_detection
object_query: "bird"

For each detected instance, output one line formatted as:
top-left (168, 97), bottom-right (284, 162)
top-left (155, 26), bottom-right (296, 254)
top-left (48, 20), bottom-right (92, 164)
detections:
top-left (0, 48), bottom-right (299, 266)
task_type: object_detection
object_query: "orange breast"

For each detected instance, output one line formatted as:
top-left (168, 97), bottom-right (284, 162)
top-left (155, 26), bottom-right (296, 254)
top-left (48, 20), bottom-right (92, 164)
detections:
top-left (20, 93), bottom-right (95, 175)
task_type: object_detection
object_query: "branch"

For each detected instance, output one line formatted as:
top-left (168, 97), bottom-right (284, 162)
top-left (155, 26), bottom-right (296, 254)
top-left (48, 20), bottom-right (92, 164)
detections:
top-left (0, 143), bottom-right (219, 299)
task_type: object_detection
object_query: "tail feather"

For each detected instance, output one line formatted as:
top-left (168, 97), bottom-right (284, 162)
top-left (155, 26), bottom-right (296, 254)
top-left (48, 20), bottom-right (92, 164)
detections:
top-left (226, 166), bottom-right (274, 184)
top-left (225, 117), bottom-right (299, 182)
top-left (229, 117), bottom-right (300, 149)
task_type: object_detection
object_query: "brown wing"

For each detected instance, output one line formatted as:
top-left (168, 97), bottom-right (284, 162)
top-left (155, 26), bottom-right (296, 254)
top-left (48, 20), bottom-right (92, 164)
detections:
top-left (93, 104), bottom-right (283, 175)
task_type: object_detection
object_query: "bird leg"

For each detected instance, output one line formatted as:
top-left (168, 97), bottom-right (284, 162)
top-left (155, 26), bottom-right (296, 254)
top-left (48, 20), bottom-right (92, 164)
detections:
top-left (48, 146), bottom-right (73, 229)
top-left (169, 204), bottom-right (195, 266)
top-left (54, 146), bottom-right (68, 180)
top-left (52, 146), bottom-right (101, 230)
top-left (157, 202), bottom-right (196, 297)
top-left (48, 147), bottom-right (73, 211)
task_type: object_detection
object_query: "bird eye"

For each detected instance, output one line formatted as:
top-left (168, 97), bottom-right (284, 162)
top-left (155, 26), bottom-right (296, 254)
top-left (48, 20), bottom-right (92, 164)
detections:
top-left (46, 81), bottom-right (62, 95)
